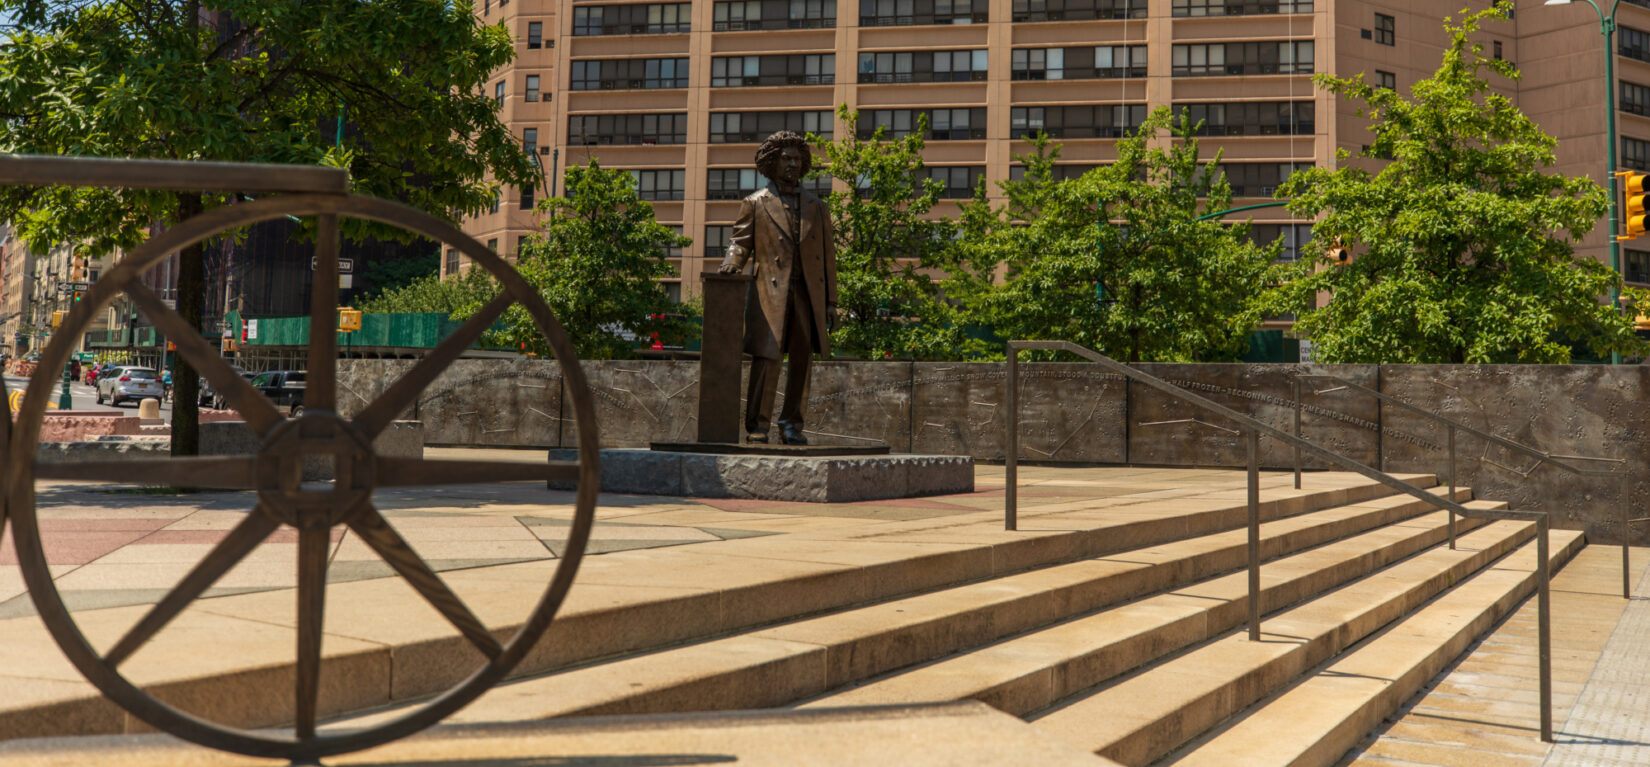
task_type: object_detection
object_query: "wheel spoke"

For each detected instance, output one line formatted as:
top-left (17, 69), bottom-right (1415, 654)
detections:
top-left (306, 213), bottom-right (340, 412)
top-left (105, 511), bottom-right (280, 667)
top-left (126, 284), bottom-right (283, 433)
top-left (348, 505), bottom-right (503, 659)
top-left (35, 456), bottom-right (256, 490)
top-left (294, 526), bottom-right (330, 740)
top-left (374, 457), bottom-right (580, 487)
top-left (351, 292), bottom-right (515, 439)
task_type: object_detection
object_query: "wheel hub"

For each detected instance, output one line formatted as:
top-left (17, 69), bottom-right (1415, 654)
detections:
top-left (255, 412), bottom-right (376, 530)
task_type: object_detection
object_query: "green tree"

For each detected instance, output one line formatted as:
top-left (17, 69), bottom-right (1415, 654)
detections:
top-left (497, 161), bottom-right (692, 360)
top-left (0, 0), bottom-right (535, 453)
top-left (954, 109), bottom-right (1281, 362)
top-left (360, 248), bottom-right (441, 302)
top-left (1277, 2), bottom-right (1646, 364)
top-left (357, 264), bottom-right (500, 317)
top-left (812, 105), bottom-right (981, 360)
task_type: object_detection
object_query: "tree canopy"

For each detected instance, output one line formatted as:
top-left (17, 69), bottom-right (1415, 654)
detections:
top-left (811, 105), bottom-right (982, 360)
top-left (1277, 2), bottom-right (1646, 363)
top-left (953, 109), bottom-right (1282, 362)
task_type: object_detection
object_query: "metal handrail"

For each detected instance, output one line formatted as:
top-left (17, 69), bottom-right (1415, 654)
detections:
top-left (1003, 340), bottom-right (1554, 742)
top-left (1295, 372), bottom-right (1632, 599)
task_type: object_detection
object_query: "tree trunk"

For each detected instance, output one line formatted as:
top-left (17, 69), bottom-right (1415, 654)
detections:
top-left (171, 193), bottom-right (204, 457)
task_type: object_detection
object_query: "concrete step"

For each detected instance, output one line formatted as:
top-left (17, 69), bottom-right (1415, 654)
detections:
top-left (1026, 520), bottom-right (1556, 766)
top-left (1162, 528), bottom-right (1586, 767)
top-left (331, 487), bottom-right (1470, 729)
top-left (800, 501), bottom-right (1498, 716)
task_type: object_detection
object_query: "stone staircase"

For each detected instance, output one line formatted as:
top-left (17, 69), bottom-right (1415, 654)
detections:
top-left (333, 474), bottom-right (1584, 767)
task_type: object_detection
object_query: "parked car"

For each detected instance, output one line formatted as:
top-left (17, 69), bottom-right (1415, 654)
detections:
top-left (200, 370), bottom-right (256, 409)
top-left (249, 370), bottom-right (307, 416)
top-left (96, 367), bottom-right (164, 407)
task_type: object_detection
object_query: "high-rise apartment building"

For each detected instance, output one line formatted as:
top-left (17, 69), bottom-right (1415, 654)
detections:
top-left (457, 0), bottom-right (1643, 304)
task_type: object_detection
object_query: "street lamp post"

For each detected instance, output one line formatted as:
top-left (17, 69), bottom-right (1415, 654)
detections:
top-left (1547, 0), bottom-right (1626, 363)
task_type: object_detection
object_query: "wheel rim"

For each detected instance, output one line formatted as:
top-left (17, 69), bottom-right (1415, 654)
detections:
top-left (5, 194), bottom-right (601, 761)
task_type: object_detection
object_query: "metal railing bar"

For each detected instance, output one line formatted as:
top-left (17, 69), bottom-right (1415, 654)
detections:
top-left (0, 154), bottom-right (351, 194)
top-left (1004, 339), bottom-right (1554, 742)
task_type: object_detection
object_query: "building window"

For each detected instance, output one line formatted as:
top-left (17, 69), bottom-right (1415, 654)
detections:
top-left (487, 238), bottom-right (499, 253)
top-left (631, 169), bottom-right (686, 201)
top-left (1376, 70), bottom-right (1396, 90)
top-left (1375, 13), bottom-right (1395, 46)
top-left (712, 54), bottom-right (836, 87)
top-left (445, 248), bottom-right (459, 275)
top-left (707, 168), bottom-right (770, 200)
top-left (1494, 41), bottom-right (1503, 60)
top-left (858, 108), bottom-right (988, 140)
top-left (857, 50), bottom-right (986, 84)
top-left (1249, 223), bottom-right (1313, 263)
top-left (569, 113), bottom-right (689, 145)
top-left (1012, 45), bottom-right (1146, 80)
top-left (664, 282), bottom-right (682, 302)
top-left (523, 127), bottom-right (538, 155)
top-left (1628, 250), bottom-right (1650, 284)
top-left (573, 4), bottom-right (692, 35)
top-left (704, 225), bottom-right (733, 260)
top-left (1625, 82), bottom-right (1650, 117)
top-left (1171, 41), bottom-right (1314, 77)
top-left (923, 166), bottom-right (985, 198)
top-left (1624, 137), bottom-right (1650, 171)
top-left (664, 225), bottom-right (684, 260)
top-left (1009, 163), bottom-right (1098, 182)
top-left (527, 21), bottom-right (542, 48)
top-left (1624, 27), bottom-right (1650, 64)
top-left (569, 58), bottom-right (690, 90)
top-left (1172, 102), bottom-right (1313, 136)
top-left (489, 191), bottom-right (500, 214)
top-left (484, 0), bottom-right (490, 13)
top-left (862, 0), bottom-right (988, 27)
top-left (521, 184), bottom-right (535, 209)
top-left (1015, 106), bottom-right (1148, 139)
top-left (524, 75), bottom-right (540, 102)
top-left (709, 110), bottom-right (834, 143)
top-left (712, 0), bottom-right (837, 31)
top-left (1208, 162), bottom-right (1312, 197)
top-left (517, 236), bottom-right (528, 256)
top-left (1015, 0), bottom-right (1147, 22)
top-left (1172, 0), bottom-right (1310, 17)
top-left (494, 81), bottom-right (505, 105)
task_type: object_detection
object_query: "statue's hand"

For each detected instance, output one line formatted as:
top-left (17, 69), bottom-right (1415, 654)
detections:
top-left (717, 262), bottom-right (740, 274)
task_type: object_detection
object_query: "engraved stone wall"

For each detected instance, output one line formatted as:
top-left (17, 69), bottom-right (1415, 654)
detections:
top-left (338, 359), bottom-right (1646, 544)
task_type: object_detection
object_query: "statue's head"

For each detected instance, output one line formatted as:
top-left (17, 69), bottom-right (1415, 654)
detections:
top-left (755, 131), bottom-right (812, 186)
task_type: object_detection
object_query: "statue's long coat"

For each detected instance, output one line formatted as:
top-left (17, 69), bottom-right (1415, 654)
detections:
top-left (719, 185), bottom-right (837, 360)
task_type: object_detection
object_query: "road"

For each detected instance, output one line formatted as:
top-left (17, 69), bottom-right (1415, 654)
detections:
top-left (4, 373), bottom-right (174, 419)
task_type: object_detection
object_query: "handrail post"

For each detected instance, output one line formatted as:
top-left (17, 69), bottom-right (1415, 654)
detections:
top-left (1005, 344), bottom-right (1019, 532)
top-left (1623, 474), bottom-right (1632, 599)
top-left (1537, 514), bottom-right (1552, 742)
top-left (1292, 376), bottom-right (1302, 490)
top-left (1447, 425), bottom-right (1457, 550)
top-left (1247, 428), bottom-right (1262, 642)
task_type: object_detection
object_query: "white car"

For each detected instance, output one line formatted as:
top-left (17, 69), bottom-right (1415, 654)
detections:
top-left (96, 367), bottom-right (164, 407)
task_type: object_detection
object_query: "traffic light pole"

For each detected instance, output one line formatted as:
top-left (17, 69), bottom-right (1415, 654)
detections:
top-left (1604, 9), bottom-right (1624, 365)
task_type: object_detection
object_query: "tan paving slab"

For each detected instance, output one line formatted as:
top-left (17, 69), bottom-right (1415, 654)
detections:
top-left (0, 701), bottom-right (1123, 767)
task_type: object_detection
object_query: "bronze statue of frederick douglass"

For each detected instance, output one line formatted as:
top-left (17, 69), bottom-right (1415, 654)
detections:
top-left (717, 131), bottom-right (837, 445)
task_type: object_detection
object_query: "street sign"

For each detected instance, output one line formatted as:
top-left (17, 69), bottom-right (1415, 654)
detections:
top-left (311, 257), bottom-right (354, 274)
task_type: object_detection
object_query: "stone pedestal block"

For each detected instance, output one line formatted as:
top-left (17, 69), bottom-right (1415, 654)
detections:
top-left (547, 448), bottom-right (973, 502)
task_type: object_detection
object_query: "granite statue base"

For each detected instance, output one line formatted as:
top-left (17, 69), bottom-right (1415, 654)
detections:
top-left (546, 447), bottom-right (973, 502)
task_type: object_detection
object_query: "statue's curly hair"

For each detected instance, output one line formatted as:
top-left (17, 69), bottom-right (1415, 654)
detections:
top-left (754, 131), bottom-right (812, 180)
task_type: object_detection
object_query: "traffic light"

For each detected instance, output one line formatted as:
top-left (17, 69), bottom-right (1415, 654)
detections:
top-left (1619, 171), bottom-right (1649, 241)
top-left (338, 308), bottom-right (362, 332)
top-left (71, 289), bottom-right (84, 303)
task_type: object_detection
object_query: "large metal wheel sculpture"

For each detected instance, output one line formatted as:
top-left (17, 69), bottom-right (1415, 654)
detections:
top-left (4, 194), bottom-right (600, 762)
